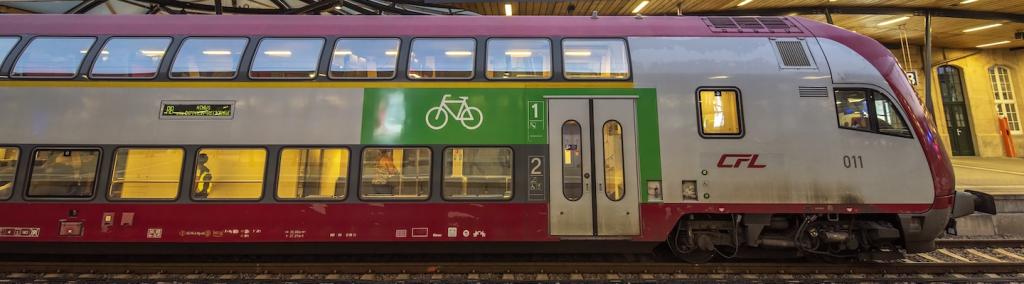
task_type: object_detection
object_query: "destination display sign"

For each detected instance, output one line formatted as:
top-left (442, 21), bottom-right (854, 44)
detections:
top-left (160, 101), bottom-right (235, 120)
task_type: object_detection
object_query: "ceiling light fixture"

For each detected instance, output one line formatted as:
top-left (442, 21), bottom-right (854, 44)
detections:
top-left (505, 3), bottom-right (513, 16)
top-left (976, 40), bottom-right (1010, 48)
top-left (202, 50), bottom-right (232, 55)
top-left (737, 0), bottom-right (753, 7)
top-left (564, 50), bottom-right (592, 57)
top-left (505, 50), bottom-right (532, 57)
top-left (960, 0), bottom-right (979, 4)
top-left (963, 23), bottom-right (1002, 33)
top-left (445, 51), bottom-right (473, 56)
top-left (877, 16), bottom-right (910, 26)
top-left (632, 1), bottom-right (649, 14)
top-left (263, 50), bottom-right (292, 57)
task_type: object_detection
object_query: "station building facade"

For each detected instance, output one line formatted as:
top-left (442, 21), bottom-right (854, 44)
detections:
top-left (894, 46), bottom-right (1024, 158)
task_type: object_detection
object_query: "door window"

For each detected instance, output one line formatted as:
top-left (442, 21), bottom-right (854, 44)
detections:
top-left (561, 120), bottom-right (583, 201)
top-left (602, 121), bottom-right (625, 201)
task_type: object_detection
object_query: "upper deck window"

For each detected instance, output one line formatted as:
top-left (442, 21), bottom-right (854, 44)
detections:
top-left (0, 37), bottom-right (19, 68)
top-left (486, 38), bottom-right (552, 80)
top-left (250, 38), bottom-right (324, 79)
top-left (170, 38), bottom-right (248, 79)
top-left (11, 37), bottom-right (95, 78)
top-left (562, 39), bottom-right (630, 80)
top-left (408, 38), bottom-right (475, 80)
top-left (330, 38), bottom-right (400, 79)
top-left (90, 37), bottom-right (172, 79)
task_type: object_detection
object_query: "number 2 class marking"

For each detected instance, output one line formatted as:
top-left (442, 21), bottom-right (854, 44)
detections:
top-left (530, 157), bottom-right (543, 176)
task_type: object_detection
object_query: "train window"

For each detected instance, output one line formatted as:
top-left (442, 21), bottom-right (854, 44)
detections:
top-left (562, 120), bottom-right (583, 201)
top-left (192, 148), bottom-right (266, 200)
top-left (330, 38), bottom-right (400, 79)
top-left (11, 37), bottom-right (95, 78)
top-left (108, 148), bottom-right (183, 200)
top-left (277, 148), bottom-right (349, 200)
top-left (874, 95), bottom-right (912, 137)
top-left (562, 39), bottom-right (629, 80)
top-left (27, 149), bottom-right (100, 198)
top-left (697, 89), bottom-right (743, 136)
top-left (250, 38), bottom-right (325, 79)
top-left (602, 121), bottom-right (625, 201)
top-left (486, 38), bottom-right (552, 80)
top-left (360, 147), bottom-right (431, 200)
top-left (0, 37), bottom-right (19, 68)
top-left (169, 38), bottom-right (248, 79)
top-left (834, 89), bottom-right (872, 131)
top-left (0, 147), bottom-right (18, 200)
top-left (442, 147), bottom-right (513, 200)
top-left (408, 38), bottom-right (475, 80)
top-left (90, 37), bottom-right (172, 79)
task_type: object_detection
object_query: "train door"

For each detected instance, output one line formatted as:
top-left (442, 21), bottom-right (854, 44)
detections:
top-left (547, 98), bottom-right (640, 236)
top-left (938, 65), bottom-right (975, 156)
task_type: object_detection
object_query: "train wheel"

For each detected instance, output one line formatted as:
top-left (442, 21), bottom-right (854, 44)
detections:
top-left (668, 226), bottom-right (716, 263)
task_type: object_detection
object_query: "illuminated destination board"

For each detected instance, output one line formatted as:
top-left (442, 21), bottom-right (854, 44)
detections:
top-left (160, 101), bottom-right (235, 119)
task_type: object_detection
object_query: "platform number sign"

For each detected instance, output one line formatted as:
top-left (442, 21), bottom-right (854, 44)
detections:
top-left (527, 100), bottom-right (546, 143)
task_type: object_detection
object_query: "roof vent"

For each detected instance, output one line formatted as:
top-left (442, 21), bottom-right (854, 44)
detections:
top-left (774, 40), bottom-right (813, 68)
top-left (798, 87), bottom-right (828, 97)
top-left (703, 17), bottom-right (801, 33)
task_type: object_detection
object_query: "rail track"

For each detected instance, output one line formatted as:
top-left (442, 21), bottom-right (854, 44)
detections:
top-left (1, 239), bottom-right (1022, 282)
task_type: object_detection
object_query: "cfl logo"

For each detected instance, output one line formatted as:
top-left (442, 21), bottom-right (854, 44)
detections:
top-left (717, 154), bottom-right (767, 168)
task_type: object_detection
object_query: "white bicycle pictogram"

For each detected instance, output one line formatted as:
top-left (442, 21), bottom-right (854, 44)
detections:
top-left (425, 94), bottom-right (484, 130)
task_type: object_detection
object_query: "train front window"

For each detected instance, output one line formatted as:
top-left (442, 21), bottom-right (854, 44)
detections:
top-left (109, 148), bottom-right (183, 200)
top-left (360, 148), bottom-right (431, 200)
top-left (486, 38), bottom-right (552, 80)
top-left (443, 147), bottom-right (513, 200)
top-left (330, 38), bottom-right (400, 79)
top-left (834, 90), bottom-right (872, 131)
top-left (277, 148), bottom-right (349, 200)
top-left (11, 37), bottom-right (95, 78)
top-left (0, 147), bottom-right (18, 200)
top-left (27, 149), bottom-right (100, 198)
top-left (874, 95), bottom-right (912, 137)
top-left (250, 38), bottom-right (324, 79)
top-left (170, 38), bottom-right (248, 79)
top-left (193, 148), bottom-right (266, 200)
top-left (408, 38), bottom-right (475, 80)
top-left (697, 89), bottom-right (743, 136)
top-left (0, 37), bottom-right (19, 68)
top-left (562, 39), bottom-right (629, 80)
top-left (90, 37), bottom-right (172, 79)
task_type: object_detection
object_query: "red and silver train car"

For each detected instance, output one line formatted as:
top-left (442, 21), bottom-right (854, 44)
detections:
top-left (0, 15), bottom-right (995, 261)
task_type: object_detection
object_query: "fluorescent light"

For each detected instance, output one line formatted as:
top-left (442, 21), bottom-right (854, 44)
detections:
top-left (737, 0), bottom-right (753, 7)
top-left (140, 50), bottom-right (165, 57)
top-left (505, 50), bottom-right (532, 57)
top-left (334, 5), bottom-right (342, 9)
top-left (385, 50), bottom-right (398, 56)
top-left (960, 0), bottom-right (979, 4)
top-left (632, 1), bottom-right (649, 14)
top-left (709, 75), bottom-right (729, 79)
top-left (263, 50), bottom-right (292, 57)
top-left (564, 50), bottom-right (591, 57)
top-left (334, 50), bottom-right (352, 56)
top-left (976, 40), bottom-right (1011, 48)
top-left (504, 3), bottom-right (512, 16)
top-left (445, 50), bottom-right (472, 56)
top-left (963, 23), bottom-right (1002, 33)
top-left (877, 16), bottom-right (910, 26)
top-left (80, 50), bottom-right (88, 54)
top-left (202, 50), bottom-right (232, 55)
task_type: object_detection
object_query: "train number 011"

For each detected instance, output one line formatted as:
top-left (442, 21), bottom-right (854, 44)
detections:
top-left (843, 155), bottom-right (864, 169)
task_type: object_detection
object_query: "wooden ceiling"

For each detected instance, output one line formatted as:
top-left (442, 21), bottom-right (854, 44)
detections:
top-left (450, 0), bottom-right (1024, 49)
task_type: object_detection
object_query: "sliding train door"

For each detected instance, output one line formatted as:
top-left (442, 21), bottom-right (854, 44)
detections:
top-left (548, 98), bottom-right (640, 236)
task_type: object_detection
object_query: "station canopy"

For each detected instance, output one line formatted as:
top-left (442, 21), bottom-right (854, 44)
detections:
top-left (1, 0), bottom-right (1022, 49)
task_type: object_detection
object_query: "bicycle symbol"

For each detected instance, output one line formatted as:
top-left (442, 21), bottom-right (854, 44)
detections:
top-left (425, 94), bottom-right (484, 130)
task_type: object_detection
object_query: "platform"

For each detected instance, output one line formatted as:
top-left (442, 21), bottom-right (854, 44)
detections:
top-left (952, 157), bottom-right (1024, 195)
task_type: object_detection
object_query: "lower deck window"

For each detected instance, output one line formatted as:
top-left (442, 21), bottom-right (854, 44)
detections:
top-left (28, 149), bottom-right (100, 198)
top-left (109, 148), bottom-right (183, 200)
top-left (443, 147), bottom-right (512, 200)
top-left (193, 148), bottom-right (266, 200)
top-left (360, 147), bottom-right (431, 200)
top-left (0, 147), bottom-right (18, 199)
top-left (277, 148), bottom-right (349, 200)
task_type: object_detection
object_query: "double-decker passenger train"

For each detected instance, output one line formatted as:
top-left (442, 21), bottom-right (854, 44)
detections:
top-left (0, 14), bottom-right (996, 261)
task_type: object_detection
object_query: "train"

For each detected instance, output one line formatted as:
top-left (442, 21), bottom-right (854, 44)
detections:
top-left (0, 14), bottom-right (996, 262)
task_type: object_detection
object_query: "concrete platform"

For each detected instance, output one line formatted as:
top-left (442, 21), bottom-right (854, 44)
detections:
top-left (951, 157), bottom-right (1024, 195)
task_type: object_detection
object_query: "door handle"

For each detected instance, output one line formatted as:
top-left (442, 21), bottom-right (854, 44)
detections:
top-left (957, 129), bottom-right (963, 135)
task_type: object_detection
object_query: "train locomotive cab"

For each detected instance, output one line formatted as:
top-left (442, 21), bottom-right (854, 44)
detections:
top-left (0, 14), bottom-right (997, 261)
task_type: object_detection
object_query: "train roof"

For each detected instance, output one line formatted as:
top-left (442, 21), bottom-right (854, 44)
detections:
top-left (0, 14), bottom-right (820, 37)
